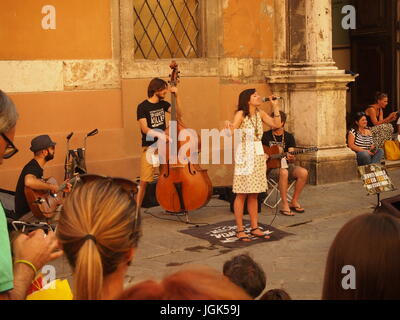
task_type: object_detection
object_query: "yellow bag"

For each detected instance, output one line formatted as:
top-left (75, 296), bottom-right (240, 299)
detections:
top-left (384, 140), bottom-right (400, 161)
top-left (26, 279), bottom-right (73, 300)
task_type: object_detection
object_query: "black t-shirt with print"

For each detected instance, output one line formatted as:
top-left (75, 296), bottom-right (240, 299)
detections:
top-left (14, 159), bottom-right (43, 219)
top-left (137, 100), bottom-right (171, 147)
top-left (261, 130), bottom-right (296, 153)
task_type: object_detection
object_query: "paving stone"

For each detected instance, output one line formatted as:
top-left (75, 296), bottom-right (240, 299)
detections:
top-left (48, 169), bottom-right (400, 299)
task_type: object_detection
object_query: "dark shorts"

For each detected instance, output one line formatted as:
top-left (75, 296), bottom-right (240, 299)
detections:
top-left (268, 164), bottom-right (298, 180)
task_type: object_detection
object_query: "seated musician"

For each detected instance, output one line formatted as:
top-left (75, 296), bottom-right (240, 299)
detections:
top-left (14, 135), bottom-right (69, 220)
top-left (261, 111), bottom-right (308, 216)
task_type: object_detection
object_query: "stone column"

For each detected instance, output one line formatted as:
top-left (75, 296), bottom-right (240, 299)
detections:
top-left (267, 0), bottom-right (358, 184)
top-left (273, 0), bottom-right (289, 66)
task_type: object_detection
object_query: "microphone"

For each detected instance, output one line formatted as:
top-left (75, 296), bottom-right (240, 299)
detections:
top-left (262, 96), bottom-right (283, 102)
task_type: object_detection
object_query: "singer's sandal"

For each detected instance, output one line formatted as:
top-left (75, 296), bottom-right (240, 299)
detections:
top-left (236, 229), bottom-right (251, 242)
top-left (250, 227), bottom-right (270, 240)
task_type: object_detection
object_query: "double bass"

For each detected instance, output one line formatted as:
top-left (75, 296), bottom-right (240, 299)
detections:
top-left (156, 61), bottom-right (212, 215)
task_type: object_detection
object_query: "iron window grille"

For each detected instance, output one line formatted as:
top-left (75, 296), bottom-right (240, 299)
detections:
top-left (133, 0), bottom-right (202, 60)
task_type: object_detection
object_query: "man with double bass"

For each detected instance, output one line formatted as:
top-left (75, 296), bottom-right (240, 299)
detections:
top-left (262, 111), bottom-right (308, 216)
top-left (136, 78), bottom-right (182, 209)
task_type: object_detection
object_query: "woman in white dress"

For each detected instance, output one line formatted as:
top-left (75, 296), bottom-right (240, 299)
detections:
top-left (226, 89), bottom-right (282, 242)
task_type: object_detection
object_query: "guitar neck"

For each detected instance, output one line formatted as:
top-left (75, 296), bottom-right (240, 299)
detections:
top-left (289, 149), bottom-right (312, 156)
top-left (271, 148), bottom-right (317, 159)
top-left (57, 176), bottom-right (78, 192)
top-left (171, 92), bottom-right (177, 122)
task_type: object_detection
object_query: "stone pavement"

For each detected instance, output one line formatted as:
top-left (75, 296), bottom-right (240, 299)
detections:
top-left (51, 168), bottom-right (400, 300)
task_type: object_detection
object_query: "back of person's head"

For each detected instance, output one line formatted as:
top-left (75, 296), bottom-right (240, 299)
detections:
top-left (0, 90), bottom-right (18, 134)
top-left (57, 177), bottom-right (141, 300)
top-left (322, 212), bottom-right (400, 299)
top-left (148, 78), bottom-right (168, 98)
top-left (222, 253), bottom-right (266, 299)
top-left (119, 266), bottom-right (251, 300)
top-left (259, 288), bottom-right (291, 300)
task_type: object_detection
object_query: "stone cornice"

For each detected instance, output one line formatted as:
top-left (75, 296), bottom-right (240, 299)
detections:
top-left (266, 71), bottom-right (357, 87)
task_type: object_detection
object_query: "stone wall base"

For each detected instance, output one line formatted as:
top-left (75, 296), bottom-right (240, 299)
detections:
top-left (297, 148), bottom-right (358, 185)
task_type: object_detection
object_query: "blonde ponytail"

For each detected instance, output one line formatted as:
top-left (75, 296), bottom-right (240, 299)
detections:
top-left (57, 178), bottom-right (140, 300)
top-left (73, 240), bottom-right (103, 300)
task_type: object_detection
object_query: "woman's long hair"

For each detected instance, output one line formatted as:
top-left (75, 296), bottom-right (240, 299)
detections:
top-left (322, 213), bottom-right (400, 299)
top-left (57, 178), bottom-right (141, 300)
top-left (237, 89), bottom-right (256, 118)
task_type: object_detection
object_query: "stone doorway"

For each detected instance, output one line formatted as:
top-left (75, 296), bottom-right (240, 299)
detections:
top-left (333, 0), bottom-right (400, 119)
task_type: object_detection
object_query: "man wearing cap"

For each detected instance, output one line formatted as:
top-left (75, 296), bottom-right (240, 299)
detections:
top-left (14, 135), bottom-right (60, 220)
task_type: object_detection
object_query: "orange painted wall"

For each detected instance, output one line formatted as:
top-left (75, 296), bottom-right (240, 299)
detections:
top-left (0, 80), bottom-right (274, 190)
top-left (0, 0), bottom-right (112, 60)
top-left (9, 90), bottom-right (122, 135)
top-left (0, 90), bottom-right (124, 190)
top-left (223, 0), bottom-right (274, 58)
top-left (0, 0), bottom-right (278, 191)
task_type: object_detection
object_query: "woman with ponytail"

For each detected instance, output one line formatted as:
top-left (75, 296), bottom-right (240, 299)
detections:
top-left (57, 176), bottom-right (141, 300)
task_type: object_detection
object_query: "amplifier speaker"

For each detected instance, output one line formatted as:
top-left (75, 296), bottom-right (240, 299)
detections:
top-left (140, 180), bottom-right (159, 208)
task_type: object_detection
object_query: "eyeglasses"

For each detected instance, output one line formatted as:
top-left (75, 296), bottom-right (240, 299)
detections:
top-left (77, 174), bottom-right (141, 242)
top-left (1, 133), bottom-right (18, 159)
top-left (356, 112), bottom-right (366, 117)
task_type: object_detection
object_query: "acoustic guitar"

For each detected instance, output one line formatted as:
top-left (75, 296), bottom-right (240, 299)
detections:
top-left (24, 176), bottom-right (79, 219)
top-left (264, 145), bottom-right (318, 169)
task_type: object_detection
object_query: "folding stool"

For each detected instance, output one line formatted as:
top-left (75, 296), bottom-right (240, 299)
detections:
top-left (263, 169), bottom-right (296, 209)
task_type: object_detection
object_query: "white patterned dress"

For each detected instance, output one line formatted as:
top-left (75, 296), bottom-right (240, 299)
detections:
top-left (232, 111), bottom-right (267, 194)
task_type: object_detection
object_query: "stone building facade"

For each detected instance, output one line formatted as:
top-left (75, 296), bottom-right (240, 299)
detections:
top-left (0, 0), bottom-right (356, 190)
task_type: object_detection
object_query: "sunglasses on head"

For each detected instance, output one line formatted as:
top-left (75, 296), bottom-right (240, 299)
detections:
top-left (356, 112), bottom-right (366, 117)
top-left (1, 133), bottom-right (18, 159)
top-left (77, 174), bottom-right (140, 238)
top-left (78, 174), bottom-right (138, 196)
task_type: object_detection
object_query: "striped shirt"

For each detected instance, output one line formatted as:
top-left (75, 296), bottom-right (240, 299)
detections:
top-left (349, 128), bottom-right (373, 150)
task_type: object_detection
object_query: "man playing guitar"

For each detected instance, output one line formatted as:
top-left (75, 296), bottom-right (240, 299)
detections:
top-left (262, 111), bottom-right (309, 216)
top-left (14, 135), bottom-right (70, 220)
